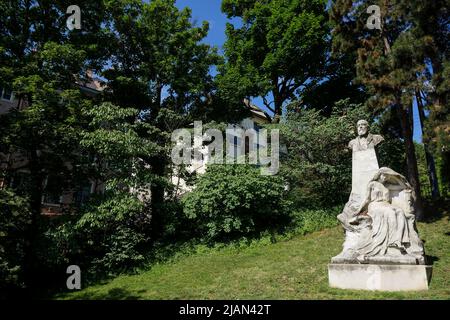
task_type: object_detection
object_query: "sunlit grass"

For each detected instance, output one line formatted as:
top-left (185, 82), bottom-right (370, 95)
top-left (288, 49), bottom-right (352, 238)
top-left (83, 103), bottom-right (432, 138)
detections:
top-left (56, 214), bottom-right (449, 300)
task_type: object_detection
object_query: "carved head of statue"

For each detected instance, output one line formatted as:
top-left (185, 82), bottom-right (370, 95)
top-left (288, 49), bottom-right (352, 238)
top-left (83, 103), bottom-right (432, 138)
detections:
top-left (379, 173), bottom-right (387, 184)
top-left (357, 120), bottom-right (369, 137)
top-left (370, 181), bottom-right (391, 203)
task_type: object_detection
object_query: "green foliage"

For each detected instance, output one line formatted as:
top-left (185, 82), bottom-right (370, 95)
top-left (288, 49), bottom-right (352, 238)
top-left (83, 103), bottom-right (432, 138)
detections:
top-left (219, 0), bottom-right (329, 121)
top-left (57, 214), bottom-right (450, 300)
top-left (103, 0), bottom-right (220, 115)
top-left (276, 100), bottom-right (366, 207)
top-left (287, 207), bottom-right (341, 236)
top-left (330, 0), bottom-right (448, 217)
top-left (276, 99), bottom-right (406, 207)
top-left (331, 0), bottom-right (425, 106)
top-left (1, 0), bottom-right (446, 297)
top-left (47, 193), bottom-right (148, 277)
top-left (0, 189), bottom-right (31, 294)
top-left (437, 152), bottom-right (450, 197)
top-left (80, 102), bottom-right (162, 190)
top-left (376, 135), bottom-right (406, 177)
top-left (182, 164), bottom-right (291, 241)
top-left (415, 143), bottom-right (432, 198)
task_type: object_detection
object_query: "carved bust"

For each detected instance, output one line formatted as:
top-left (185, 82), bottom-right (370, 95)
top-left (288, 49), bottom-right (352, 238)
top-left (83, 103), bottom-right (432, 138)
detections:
top-left (348, 120), bottom-right (384, 152)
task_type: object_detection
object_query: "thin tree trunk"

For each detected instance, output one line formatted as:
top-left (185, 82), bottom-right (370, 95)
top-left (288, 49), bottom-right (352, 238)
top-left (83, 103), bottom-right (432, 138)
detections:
top-left (383, 35), bottom-right (424, 218)
top-left (23, 148), bottom-right (44, 294)
top-left (149, 156), bottom-right (166, 238)
top-left (272, 93), bottom-right (282, 124)
top-left (397, 100), bottom-right (424, 220)
top-left (149, 79), bottom-right (166, 237)
top-left (273, 108), bottom-right (282, 124)
top-left (416, 91), bottom-right (440, 199)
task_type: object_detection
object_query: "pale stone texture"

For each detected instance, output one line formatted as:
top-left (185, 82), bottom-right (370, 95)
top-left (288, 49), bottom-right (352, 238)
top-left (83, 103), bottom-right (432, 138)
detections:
top-left (328, 264), bottom-right (432, 291)
top-left (351, 148), bottom-right (379, 196)
top-left (330, 120), bottom-right (431, 291)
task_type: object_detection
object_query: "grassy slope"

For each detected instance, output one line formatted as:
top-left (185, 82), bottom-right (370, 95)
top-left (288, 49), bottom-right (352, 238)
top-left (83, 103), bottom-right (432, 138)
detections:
top-left (57, 215), bottom-right (449, 300)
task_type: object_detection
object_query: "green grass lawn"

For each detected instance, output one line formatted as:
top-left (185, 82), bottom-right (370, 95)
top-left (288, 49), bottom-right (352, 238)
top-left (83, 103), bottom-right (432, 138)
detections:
top-left (56, 214), bottom-right (450, 300)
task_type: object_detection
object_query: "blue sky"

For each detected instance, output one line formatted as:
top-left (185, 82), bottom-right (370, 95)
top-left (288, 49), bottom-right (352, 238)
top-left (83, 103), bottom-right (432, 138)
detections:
top-left (176, 0), bottom-right (228, 49)
top-left (175, 0), bottom-right (423, 142)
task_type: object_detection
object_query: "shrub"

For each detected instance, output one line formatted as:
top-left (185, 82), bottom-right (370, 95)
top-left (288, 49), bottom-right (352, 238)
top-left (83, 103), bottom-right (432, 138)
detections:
top-left (182, 163), bottom-right (291, 241)
top-left (287, 207), bottom-right (341, 236)
top-left (0, 189), bottom-right (31, 295)
top-left (47, 192), bottom-right (149, 277)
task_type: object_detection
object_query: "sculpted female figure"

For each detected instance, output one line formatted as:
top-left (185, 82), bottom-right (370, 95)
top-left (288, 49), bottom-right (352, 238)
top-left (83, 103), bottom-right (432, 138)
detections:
top-left (351, 178), bottom-right (409, 257)
top-left (349, 168), bottom-right (425, 262)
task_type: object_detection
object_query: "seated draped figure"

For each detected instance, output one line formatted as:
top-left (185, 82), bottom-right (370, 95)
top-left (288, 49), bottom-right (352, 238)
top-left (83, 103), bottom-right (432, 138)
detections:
top-left (333, 167), bottom-right (425, 265)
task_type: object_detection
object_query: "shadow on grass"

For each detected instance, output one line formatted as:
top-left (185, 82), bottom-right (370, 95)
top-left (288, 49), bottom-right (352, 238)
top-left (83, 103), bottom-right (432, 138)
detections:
top-left (426, 255), bottom-right (439, 265)
top-left (71, 287), bottom-right (140, 300)
top-left (421, 199), bottom-right (450, 223)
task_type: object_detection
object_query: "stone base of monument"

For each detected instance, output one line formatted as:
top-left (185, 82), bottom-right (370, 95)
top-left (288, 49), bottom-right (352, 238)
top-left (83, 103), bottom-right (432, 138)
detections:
top-left (328, 264), bottom-right (432, 291)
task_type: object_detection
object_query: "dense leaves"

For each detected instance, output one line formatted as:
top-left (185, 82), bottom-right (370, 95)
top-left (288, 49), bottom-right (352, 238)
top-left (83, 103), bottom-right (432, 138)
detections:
top-left (183, 164), bottom-right (291, 240)
top-left (219, 0), bottom-right (329, 122)
top-left (47, 192), bottom-right (148, 276)
top-left (0, 0), bottom-right (447, 297)
top-left (276, 99), bottom-right (405, 207)
top-left (0, 189), bottom-right (31, 296)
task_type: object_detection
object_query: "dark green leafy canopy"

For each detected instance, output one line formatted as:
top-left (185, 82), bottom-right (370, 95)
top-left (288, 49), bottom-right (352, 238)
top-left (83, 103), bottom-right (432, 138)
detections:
top-left (103, 0), bottom-right (220, 118)
top-left (219, 0), bottom-right (329, 122)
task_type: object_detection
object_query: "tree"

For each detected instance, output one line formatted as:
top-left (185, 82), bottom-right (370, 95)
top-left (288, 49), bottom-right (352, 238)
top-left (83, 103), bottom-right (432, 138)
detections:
top-left (219, 0), bottom-right (329, 123)
top-left (329, 0), bottom-right (449, 218)
top-left (0, 189), bottom-right (31, 298)
top-left (0, 0), bottom-right (109, 290)
top-left (101, 0), bottom-right (220, 236)
top-left (0, 0), bottom-right (221, 290)
top-left (299, 52), bottom-right (368, 116)
top-left (45, 103), bottom-right (161, 278)
top-left (399, 0), bottom-right (449, 198)
top-left (416, 92), bottom-right (440, 199)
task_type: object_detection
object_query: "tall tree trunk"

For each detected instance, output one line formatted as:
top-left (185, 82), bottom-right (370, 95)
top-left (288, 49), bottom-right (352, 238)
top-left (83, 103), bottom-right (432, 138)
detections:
top-left (272, 93), bottom-right (282, 124)
top-left (397, 100), bottom-right (424, 220)
top-left (273, 107), bottom-right (282, 124)
top-left (148, 80), bottom-right (166, 238)
top-left (383, 36), bottom-right (424, 218)
top-left (149, 155), bottom-right (166, 239)
top-left (442, 151), bottom-right (450, 197)
top-left (416, 91), bottom-right (440, 199)
top-left (23, 149), bottom-right (44, 294)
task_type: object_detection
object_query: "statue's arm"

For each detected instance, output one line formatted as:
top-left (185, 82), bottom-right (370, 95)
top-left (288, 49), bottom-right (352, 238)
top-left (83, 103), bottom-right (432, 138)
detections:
top-left (374, 135), bottom-right (385, 146)
top-left (356, 182), bottom-right (372, 214)
top-left (347, 139), bottom-right (355, 151)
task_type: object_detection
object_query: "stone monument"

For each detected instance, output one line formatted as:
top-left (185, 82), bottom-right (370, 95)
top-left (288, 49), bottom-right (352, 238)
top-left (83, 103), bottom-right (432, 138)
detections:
top-left (328, 120), bottom-right (432, 291)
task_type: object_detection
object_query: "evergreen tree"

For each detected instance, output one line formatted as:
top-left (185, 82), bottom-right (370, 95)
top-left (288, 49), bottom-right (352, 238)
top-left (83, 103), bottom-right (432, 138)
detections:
top-left (399, 0), bottom-right (449, 198)
top-left (330, 0), bottom-right (450, 218)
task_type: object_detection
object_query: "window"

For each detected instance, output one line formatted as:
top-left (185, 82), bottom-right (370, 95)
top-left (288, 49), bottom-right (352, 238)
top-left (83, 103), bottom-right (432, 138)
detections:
top-left (74, 183), bottom-right (92, 207)
top-left (0, 86), bottom-right (14, 101)
top-left (42, 175), bottom-right (63, 205)
top-left (10, 171), bottom-right (31, 196)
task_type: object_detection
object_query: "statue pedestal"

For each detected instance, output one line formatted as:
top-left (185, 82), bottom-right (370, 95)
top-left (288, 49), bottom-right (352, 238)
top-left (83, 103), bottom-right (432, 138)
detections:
top-left (351, 148), bottom-right (379, 196)
top-left (328, 264), bottom-right (432, 291)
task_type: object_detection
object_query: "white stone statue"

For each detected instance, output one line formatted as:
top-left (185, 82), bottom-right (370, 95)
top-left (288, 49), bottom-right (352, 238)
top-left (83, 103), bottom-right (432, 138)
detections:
top-left (332, 121), bottom-right (425, 265)
top-left (349, 119), bottom-right (384, 196)
top-left (348, 120), bottom-right (384, 152)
